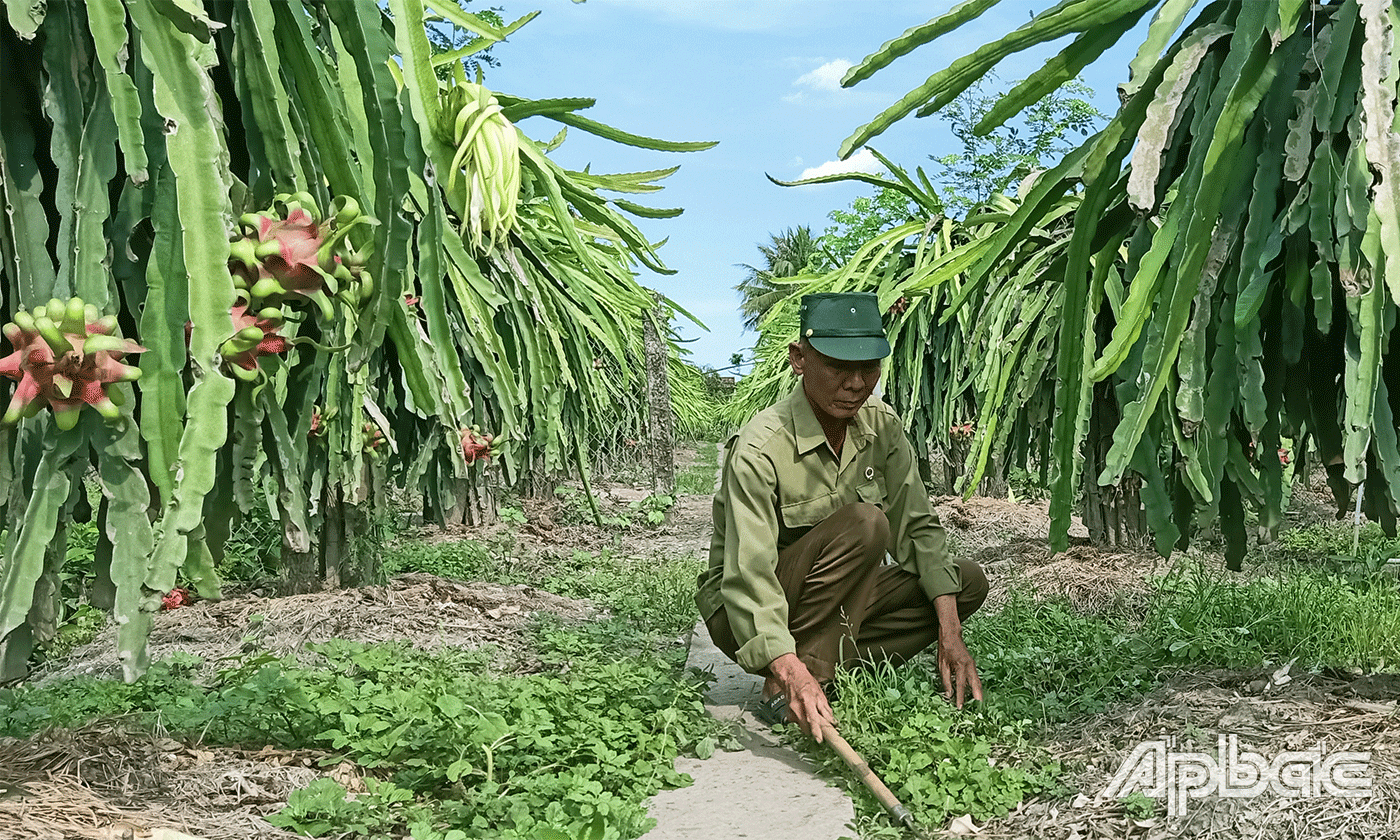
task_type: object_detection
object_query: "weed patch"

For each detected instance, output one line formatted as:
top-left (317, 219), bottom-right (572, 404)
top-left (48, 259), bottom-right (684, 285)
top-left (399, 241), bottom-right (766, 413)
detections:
top-left (803, 664), bottom-right (1064, 836)
top-left (1143, 562), bottom-right (1400, 671)
top-left (1, 640), bottom-right (727, 840)
top-left (385, 539), bottom-right (702, 638)
top-left (383, 535), bottom-right (514, 583)
top-left (965, 593), bottom-right (1158, 725)
top-left (1265, 520), bottom-right (1400, 572)
top-left (536, 548), bottom-right (700, 636)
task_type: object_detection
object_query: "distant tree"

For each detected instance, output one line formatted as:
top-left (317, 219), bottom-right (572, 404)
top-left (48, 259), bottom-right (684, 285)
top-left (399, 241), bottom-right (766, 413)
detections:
top-left (931, 75), bottom-right (1103, 215)
top-left (426, 2), bottom-right (506, 81)
top-left (734, 226), bottom-right (826, 331)
top-left (811, 78), bottom-right (1103, 271)
top-left (820, 186), bottom-right (926, 266)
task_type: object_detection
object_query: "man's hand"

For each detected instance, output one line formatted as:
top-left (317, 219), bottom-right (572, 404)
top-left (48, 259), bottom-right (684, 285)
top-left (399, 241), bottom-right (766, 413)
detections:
top-left (766, 653), bottom-right (835, 742)
top-left (933, 595), bottom-right (983, 709)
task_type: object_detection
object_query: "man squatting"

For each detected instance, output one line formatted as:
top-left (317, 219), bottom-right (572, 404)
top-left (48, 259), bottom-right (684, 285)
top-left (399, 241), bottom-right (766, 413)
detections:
top-left (696, 292), bottom-right (989, 741)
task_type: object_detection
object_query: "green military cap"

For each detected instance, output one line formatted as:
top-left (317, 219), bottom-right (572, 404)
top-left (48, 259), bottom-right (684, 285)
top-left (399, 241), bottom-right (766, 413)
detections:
top-left (798, 292), bottom-right (891, 361)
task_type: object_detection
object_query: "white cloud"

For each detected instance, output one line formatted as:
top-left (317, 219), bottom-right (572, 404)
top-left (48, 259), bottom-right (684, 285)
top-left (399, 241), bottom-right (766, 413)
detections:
top-left (783, 58), bottom-right (855, 103)
top-left (794, 59), bottom-right (853, 93)
top-left (798, 148), bottom-right (881, 180)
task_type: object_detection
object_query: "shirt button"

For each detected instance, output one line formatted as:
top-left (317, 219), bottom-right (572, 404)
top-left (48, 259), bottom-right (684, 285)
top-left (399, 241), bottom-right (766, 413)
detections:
top-left (865, 467), bottom-right (874, 480)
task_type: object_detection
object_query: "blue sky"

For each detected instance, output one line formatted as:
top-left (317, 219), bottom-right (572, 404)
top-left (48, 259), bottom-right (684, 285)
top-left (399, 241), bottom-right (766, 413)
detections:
top-left (488, 0), bottom-right (1147, 371)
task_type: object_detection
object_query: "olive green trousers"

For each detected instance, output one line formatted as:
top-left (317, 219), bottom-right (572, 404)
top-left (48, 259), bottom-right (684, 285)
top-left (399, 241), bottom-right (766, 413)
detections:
top-left (707, 502), bottom-right (988, 681)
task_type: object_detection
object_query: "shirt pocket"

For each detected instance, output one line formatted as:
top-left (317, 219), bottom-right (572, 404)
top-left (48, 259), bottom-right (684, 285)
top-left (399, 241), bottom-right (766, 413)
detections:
top-left (855, 479), bottom-right (885, 509)
top-left (780, 492), bottom-right (841, 529)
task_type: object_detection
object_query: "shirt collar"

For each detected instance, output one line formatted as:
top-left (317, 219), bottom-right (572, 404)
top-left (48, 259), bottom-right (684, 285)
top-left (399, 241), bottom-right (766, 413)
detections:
top-left (788, 384), bottom-right (873, 456)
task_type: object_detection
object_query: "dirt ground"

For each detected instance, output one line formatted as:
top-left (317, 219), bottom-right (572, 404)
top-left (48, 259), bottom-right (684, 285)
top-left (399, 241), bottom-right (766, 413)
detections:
top-left (2, 454), bottom-right (1397, 839)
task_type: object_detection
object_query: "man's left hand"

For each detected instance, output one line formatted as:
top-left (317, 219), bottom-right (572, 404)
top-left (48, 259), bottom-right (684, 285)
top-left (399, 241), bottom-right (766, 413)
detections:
top-left (931, 593), bottom-right (983, 709)
top-left (937, 631), bottom-right (983, 709)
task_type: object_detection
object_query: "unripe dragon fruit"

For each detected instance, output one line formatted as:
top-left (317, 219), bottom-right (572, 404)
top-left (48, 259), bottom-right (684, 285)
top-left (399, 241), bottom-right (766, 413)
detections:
top-left (461, 426), bottom-right (494, 464)
top-left (0, 297), bottom-right (145, 430)
top-left (363, 421), bottom-right (387, 459)
top-left (219, 303), bottom-right (290, 381)
top-left (228, 192), bottom-right (375, 320)
top-left (212, 193), bottom-right (374, 382)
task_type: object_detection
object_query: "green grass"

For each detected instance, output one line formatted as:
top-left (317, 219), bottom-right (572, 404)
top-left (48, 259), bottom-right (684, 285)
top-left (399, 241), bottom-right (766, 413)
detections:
top-left (384, 537), bottom-right (704, 638)
top-left (1144, 560), bottom-right (1400, 671)
top-left (1264, 520), bottom-right (1400, 571)
top-left (675, 441), bottom-right (719, 496)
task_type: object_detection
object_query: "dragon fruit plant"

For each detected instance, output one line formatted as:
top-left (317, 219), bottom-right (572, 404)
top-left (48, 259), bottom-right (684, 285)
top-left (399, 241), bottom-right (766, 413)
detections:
top-left (0, 296), bottom-right (145, 430)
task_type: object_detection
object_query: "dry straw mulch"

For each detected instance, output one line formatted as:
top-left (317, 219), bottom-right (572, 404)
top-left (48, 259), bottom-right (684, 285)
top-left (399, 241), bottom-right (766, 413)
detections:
top-left (0, 721), bottom-right (325, 840)
top-left (932, 493), bottom-right (1164, 613)
top-left (36, 573), bottom-right (594, 685)
top-left (986, 673), bottom-right (1400, 840)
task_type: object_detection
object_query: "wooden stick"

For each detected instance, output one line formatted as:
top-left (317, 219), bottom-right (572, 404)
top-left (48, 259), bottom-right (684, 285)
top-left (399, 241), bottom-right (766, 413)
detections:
top-left (819, 721), bottom-right (920, 833)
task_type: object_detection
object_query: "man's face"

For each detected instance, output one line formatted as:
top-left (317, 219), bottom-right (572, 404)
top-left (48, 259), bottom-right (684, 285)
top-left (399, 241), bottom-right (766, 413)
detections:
top-left (788, 341), bottom-right (882, 421)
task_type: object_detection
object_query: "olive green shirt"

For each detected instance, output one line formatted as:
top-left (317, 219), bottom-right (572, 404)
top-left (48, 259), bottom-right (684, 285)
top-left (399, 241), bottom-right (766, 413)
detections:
top-left (696, 385), bottom-right (959, 673)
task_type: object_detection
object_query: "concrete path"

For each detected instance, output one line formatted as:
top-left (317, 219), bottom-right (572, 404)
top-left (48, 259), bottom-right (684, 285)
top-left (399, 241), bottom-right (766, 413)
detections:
top-left (642, 621), bottom-right (856, 840)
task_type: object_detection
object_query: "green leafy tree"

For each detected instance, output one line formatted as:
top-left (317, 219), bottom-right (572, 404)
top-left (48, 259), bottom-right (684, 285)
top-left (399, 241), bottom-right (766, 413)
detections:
top-left (734, 226), bottom-right (827, 331)
top-left (812, 78), bottom-right (1101, 274)
top-left (425, 1), bottom-right (506, 81)
top-left (820, 187), bottom-right (926, 265)
top-left (930, 76), bottom-right (1104, 215)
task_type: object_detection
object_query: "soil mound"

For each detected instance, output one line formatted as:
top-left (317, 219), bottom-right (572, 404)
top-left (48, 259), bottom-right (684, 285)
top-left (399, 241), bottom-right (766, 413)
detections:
top-left (37, 573), bottom-right (593, 684)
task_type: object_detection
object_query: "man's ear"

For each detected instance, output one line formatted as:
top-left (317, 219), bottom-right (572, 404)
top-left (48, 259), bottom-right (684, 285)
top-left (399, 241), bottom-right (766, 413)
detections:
top-left (788, 341), bottom-right (804, 376)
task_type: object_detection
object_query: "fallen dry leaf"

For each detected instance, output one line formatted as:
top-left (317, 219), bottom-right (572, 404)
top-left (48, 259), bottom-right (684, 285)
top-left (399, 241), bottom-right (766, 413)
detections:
top-left (945, 813), bottom-right (981, 836)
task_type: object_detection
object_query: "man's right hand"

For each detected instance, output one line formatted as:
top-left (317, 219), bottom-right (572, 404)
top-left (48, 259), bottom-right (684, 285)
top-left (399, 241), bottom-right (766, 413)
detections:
top-left (766, 653), bottom-right (836, 742)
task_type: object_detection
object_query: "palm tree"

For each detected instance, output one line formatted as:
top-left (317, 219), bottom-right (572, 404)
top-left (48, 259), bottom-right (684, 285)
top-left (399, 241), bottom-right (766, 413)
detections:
top-left (734, 226), bottom-right (826, 331)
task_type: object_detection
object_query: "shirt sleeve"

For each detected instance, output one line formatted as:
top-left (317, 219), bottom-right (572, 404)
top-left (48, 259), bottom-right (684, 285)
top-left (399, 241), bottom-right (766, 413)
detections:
top-left (881, 418), bottom-right (960, 602)
top-left (717, 441), bottom-right (797, 673)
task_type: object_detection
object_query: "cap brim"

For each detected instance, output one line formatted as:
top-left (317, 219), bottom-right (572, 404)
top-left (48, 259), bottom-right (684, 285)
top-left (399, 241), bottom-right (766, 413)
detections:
top-left (808, 335), bottom-right (891, 361)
